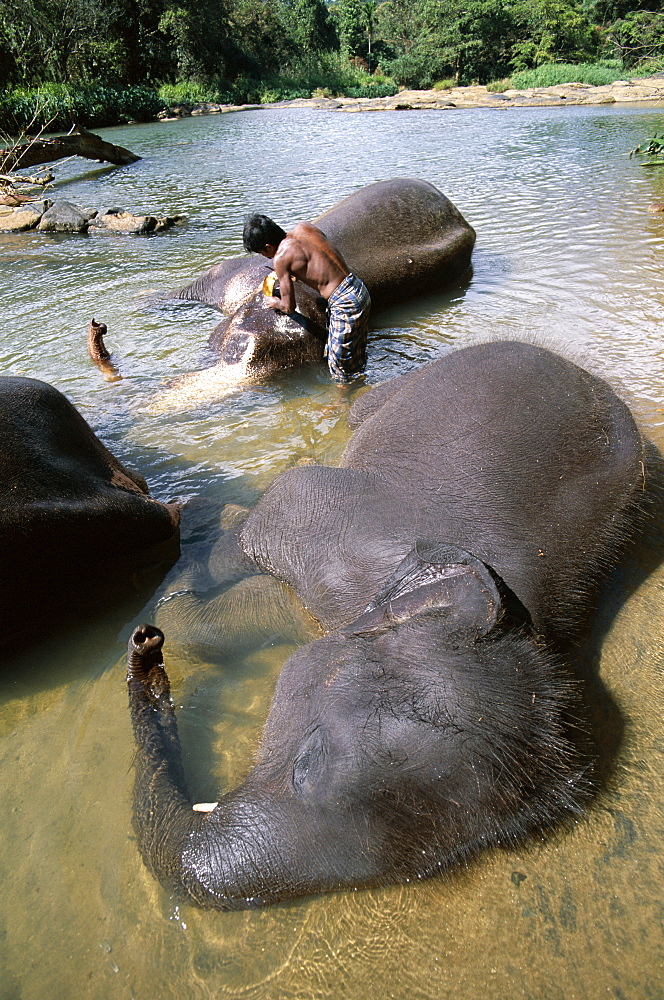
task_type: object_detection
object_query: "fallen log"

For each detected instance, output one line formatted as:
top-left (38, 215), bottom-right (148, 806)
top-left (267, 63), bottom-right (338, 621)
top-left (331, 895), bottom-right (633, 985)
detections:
top-left (1, 124), bottom-right (140, 172)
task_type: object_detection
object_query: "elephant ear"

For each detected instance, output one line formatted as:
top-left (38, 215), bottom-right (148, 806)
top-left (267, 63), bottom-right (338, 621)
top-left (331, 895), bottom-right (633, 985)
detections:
top-left (344, 541), bottom-right (504, 639)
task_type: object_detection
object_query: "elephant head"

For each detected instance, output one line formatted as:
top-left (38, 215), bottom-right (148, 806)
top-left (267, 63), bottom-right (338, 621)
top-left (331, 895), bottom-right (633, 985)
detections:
top-left (127, 541), bottom-right (586, 910)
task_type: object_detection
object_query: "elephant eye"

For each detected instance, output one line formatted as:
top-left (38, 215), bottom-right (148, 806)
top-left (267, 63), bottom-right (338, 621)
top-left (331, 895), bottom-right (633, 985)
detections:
top-left (292, 729), bottom-right (326, 793)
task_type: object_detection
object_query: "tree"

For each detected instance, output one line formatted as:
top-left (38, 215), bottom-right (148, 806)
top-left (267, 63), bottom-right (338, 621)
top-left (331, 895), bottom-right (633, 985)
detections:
top-left (605, 8), bottom-right (664, 66)
top-left (0, 0), bottom-right (119, 85)
top-left (157, 1), bottom-right (238, 81)
top-left (423, 0), bottom-right (516, 84)
top-left (376, 0), bottom-right (516, 86)
top-left (509, 0), bottom-right (601, 70)
top-left (227, 0), bottom-right (298, 77)
top-left (333, 0), bottom-right (377, 64)
top-left (278, 0), bottom-right (338, 52)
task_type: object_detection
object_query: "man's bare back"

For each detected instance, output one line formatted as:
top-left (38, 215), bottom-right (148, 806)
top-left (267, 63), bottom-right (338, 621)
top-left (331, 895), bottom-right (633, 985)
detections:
top-left (242, 211), bottom-right (371, 379)
top-left (260, 223), bottom-right (350, 314)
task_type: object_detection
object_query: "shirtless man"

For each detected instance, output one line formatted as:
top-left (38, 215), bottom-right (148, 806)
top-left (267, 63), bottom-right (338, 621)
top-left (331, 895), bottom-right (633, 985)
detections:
top-left (242, 214), bottom-right (371, 380)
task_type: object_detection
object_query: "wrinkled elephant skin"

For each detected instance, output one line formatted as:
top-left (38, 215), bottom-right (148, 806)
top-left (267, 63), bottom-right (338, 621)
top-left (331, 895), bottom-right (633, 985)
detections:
top-left (164, 178), bottom-right (476, 393)
top-left (0, 377), bottom-right (179, 654)
top-left (127, 341), bottom-right (646, 910)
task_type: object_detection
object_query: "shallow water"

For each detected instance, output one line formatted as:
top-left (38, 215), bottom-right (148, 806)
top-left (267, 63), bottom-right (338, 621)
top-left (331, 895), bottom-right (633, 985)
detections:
top-left (0, 103), bottom-right (663, 999)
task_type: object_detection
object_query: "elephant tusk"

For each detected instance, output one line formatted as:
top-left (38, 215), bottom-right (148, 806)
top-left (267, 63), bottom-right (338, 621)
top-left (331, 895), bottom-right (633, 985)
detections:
top-left (192, 802), bottom-right (218, 812)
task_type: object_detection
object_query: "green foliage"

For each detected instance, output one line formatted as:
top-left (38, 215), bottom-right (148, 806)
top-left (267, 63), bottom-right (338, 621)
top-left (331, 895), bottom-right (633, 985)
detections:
top-left (0, 84), bottom-right (166, 133)
top-left (156, 1), bottom-right (243, 81)
top-left (629, 132), bottom-right (664, 158)
top-left (255, 52), bottom-right (397, 100)
top-left (281, 0), bottom-right (338, 52)
top-left (510, 61), bottom-right (628, 88)
top-left (382, 50), bottom-right (452, 89)
top-left (1, 0), bottom-right (662, 118)
top-left (606, 9), bottom-right (664, 68)
top-left (156, 52), bottom-right (396, 105)
top-left (0, 0), bottom-right (117, 86)
top-left (331, 0), bottom-right (378, 67)
top-left (509, 0), bottom-right (601, 72)
top-left (632, 57), bottom-right (664, 76)
top-left (377, 0), bottom-right (518, 86)
top-left (157, 80), bottom-right (221, 104)
top-left (333, 0), bottom-right (367, 55)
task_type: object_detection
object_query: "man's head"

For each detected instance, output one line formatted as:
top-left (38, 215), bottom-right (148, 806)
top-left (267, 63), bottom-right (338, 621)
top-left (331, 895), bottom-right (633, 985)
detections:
top-left (243, 214), bottom-right (287, 257)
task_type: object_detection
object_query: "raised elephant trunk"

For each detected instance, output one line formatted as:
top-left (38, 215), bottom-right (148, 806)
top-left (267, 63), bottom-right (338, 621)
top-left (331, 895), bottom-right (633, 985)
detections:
top-left (87, 318), bottom-right (121, 381)
top-left (126, 626), bottom-right (206, 895)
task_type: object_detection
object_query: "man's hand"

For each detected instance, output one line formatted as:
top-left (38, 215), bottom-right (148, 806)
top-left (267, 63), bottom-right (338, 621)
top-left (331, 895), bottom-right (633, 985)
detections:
top-left (265, 296), bottom-right (291, 314)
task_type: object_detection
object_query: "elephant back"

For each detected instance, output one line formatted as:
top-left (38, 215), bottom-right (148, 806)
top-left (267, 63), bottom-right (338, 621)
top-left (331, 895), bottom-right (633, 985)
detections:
top-left (314, 177), bottom-right (476, 304)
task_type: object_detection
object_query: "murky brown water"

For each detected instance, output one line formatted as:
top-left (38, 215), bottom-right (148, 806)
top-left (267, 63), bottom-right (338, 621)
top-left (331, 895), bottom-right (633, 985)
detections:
top-left (0, 104), bottom-right (663, 999)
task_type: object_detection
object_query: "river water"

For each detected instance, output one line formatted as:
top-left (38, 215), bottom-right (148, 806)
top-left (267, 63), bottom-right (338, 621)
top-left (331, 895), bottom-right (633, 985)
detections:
top-left (0, 103), bottom-right (663, 999)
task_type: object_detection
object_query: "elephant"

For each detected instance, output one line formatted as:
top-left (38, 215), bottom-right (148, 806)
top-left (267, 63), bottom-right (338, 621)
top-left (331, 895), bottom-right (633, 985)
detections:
top-left (91, 179), bottom-right (475, 406)
top-left (126, 340), bottom-right (646, 910)
top-left (0, 376), bottom-right (180, 654)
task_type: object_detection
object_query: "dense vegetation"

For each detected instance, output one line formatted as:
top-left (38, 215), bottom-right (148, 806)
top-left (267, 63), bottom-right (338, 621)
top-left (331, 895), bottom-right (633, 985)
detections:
top-left (1, 1), bottom-right (663, 129)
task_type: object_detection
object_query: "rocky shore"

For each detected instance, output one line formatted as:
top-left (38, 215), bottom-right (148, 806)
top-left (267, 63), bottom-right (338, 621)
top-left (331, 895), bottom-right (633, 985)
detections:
top-left (162, 75), bottom-right (664, 120)
top-left (0, 200), bottom-right (185, 233)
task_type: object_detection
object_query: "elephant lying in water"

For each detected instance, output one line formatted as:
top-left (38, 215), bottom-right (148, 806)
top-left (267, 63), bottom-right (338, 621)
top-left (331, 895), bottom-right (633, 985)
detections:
top-left (90, 178), bottom-right (475, 406)
top-left (126, 340), bottom-right (646, 910)
top-left (0, 377), bottom-right (179, 654)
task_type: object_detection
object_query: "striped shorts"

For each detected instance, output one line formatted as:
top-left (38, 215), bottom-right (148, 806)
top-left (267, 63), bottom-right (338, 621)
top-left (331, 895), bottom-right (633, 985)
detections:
top-left (325, 273), bottom-right (371, 380)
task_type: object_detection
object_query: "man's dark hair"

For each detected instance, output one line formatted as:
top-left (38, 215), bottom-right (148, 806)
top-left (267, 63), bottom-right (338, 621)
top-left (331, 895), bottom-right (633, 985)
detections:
top-left (243, 214), bottom-right (287, 253)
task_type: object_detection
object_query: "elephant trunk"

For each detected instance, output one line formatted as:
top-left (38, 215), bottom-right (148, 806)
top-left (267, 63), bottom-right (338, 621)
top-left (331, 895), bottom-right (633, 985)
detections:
top-left (87, 318), bottom-right (121, 381)
top-left (126, 625), bottom-right (373, 910)
top-left (126, 625), bottom-right (207, 896)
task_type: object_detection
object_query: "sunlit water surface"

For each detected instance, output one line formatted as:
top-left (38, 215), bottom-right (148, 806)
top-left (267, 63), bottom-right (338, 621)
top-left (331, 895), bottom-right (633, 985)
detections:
top-left (0, 104), bottom-right (663, 1000)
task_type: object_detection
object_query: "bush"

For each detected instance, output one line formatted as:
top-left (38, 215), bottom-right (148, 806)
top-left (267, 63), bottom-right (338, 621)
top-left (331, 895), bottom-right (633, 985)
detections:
top-left (340, 79), bottom-right (397, 98)
top-left (486, 78), bottom-right (512, 92)
top-left (157, 81), bottom-right (220, 105)
top-left (0, 84), bottom-right (166, 133)
top-left (156, 54), bottom-right (397, 107)
top-left (381, 50), bottom-right (452, 90)
top-left (230, 53), bottom-right (397, 102)
top-left (631, 58), bottom-right (664, 77)
top-left (433, 79), bottom-right (457, 91)
top-left (510, 62), bottom-right (628, 89)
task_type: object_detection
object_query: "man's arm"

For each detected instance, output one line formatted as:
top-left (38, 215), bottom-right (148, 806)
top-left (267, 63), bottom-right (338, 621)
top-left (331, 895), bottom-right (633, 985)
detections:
top-left (265, 240), bottom-right (307, 314)
top-left (266, 261), bottom-right (296, 313)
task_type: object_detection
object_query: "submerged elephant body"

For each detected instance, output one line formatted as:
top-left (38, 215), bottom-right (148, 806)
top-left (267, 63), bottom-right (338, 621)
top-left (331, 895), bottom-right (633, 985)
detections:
top-left (166, 178), bottom-right (476, 386)
top-left (0, 377), bottom-right (179, 653)
top-left (127, 341), bottom-right (645, 910)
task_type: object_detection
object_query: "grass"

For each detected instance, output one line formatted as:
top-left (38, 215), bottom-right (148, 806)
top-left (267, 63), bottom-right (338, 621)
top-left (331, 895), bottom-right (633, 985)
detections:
top-left (0, 84), bottom-right (166, 133)
top-left (509, 62), bottom-right (629, 89)
top-left (157, 56), bottom-right (397, 107)
top-left (486, 78), bottom-right (512, 92)
top-left (432, 79), bottom-right (457, 91)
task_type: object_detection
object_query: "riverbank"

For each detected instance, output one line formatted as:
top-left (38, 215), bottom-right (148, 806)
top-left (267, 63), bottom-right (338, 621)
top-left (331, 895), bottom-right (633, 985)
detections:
top-left (164, 75), bottom-right (664, 119)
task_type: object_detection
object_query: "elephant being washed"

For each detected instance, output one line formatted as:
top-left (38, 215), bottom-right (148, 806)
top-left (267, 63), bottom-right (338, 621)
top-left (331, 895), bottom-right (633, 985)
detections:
top-left (0, 376), bottom-right (180, 655)
top-left (101, 178), bottom-right (475, 407)
top-left (126, 340), bottom-right (646, 910)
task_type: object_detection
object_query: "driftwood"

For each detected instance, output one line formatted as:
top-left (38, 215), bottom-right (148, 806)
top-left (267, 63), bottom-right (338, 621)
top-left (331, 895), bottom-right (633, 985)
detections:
top-left (1, 124), bottom-right (140, 172)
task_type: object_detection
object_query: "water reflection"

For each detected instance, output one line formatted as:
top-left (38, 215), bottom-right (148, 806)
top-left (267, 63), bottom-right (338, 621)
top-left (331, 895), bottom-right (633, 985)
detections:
top-left (0, 103), bottom-right (663, 999)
